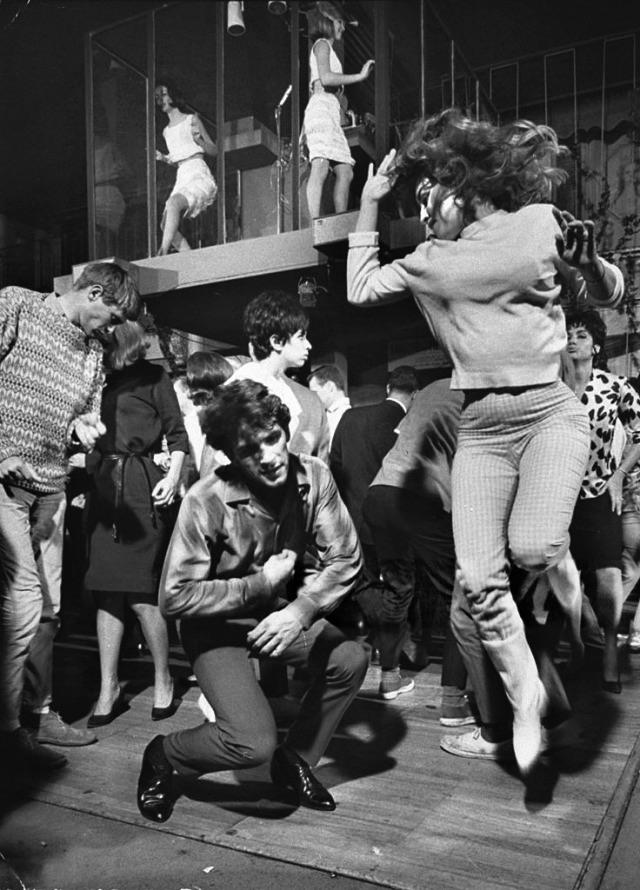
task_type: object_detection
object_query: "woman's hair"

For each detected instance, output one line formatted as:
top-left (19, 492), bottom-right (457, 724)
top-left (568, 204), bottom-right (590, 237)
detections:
top-left (243, 290), bottom-right (309, 361)
top-left (565, 307), bottom-right (608, 369)
top-left (307, 1), bottom-right (342, 41)
top-left (106, 320), bottom-right (152, 371)
top-left (186, 351), bottom-right (233, 407)
top-left (394, 108), bottom-right (569, 225)
top-left (155, 80), bottom-right (190, 113)
top-left (200, 379), bottom-right (291, 457)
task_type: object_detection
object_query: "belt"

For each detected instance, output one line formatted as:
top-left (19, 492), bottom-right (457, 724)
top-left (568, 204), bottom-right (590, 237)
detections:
top-left (102, 453), bottom-right (158, 542)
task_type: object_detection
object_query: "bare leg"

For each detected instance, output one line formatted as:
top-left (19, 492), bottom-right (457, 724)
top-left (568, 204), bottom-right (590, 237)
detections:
top-left (93, 592), bottom-right (125, 715)
top-left (131, 601), bottom-right (173, 709)
top-left (306, 158), bottom-right (330, 220)
top-left (171, 232), bottom-right (191, 252)
top-left (594, 566), bottom-right (624, 686)
top-left (333, 162), bottom-right (353, 214)
top-left (158, 193), bottom-right (189, 255)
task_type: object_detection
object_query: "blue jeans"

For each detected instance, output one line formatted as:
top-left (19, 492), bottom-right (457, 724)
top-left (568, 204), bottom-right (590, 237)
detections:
top-left (0, 484), bottom-right (66, 731)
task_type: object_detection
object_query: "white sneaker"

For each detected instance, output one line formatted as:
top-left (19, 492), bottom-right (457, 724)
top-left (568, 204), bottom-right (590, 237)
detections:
top-left (379, 670), bottom-right (415, 701)
top-left (440, 727), bottom-right (514, 762)
top-left (628, 630), bottom-right (640, 652)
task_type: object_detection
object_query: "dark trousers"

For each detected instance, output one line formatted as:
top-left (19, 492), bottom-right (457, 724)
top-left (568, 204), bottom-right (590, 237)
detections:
top-left (163, 614), bottom-right (368, 777)
top-left (362, 485), bottom-right (466, 686)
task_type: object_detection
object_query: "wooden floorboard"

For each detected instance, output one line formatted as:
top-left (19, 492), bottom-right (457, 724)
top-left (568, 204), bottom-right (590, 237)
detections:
top-left (7, 633), bottom-right (640, 890)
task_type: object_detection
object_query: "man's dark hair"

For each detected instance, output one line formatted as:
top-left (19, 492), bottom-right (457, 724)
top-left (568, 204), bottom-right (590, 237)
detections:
top-left (243, 290), bottom-right (309, 361)
top-left (200, 380), bottom-right (291, 457)
top-left (308, 364), bottom-right (346, 393)
top-left (387, 365), bottom-right (419, 395)
top-left (74, 261), bottom-right (140, 320)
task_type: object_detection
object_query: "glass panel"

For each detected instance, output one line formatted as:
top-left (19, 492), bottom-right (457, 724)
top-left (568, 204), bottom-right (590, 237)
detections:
top-left (90, 17), bottom-right (149, 261)
top-left (155, 2), bottom-right (219, 250)
top-left (223, 2), bottom-right (291, 236)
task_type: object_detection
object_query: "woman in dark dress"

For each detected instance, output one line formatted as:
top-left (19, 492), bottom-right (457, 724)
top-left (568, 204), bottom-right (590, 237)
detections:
top-left (84, 321), bottom-right (188, 725)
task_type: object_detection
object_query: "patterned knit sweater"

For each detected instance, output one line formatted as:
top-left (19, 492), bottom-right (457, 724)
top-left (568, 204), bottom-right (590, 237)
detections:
top-left (0, 287), bottom-right (104, 494)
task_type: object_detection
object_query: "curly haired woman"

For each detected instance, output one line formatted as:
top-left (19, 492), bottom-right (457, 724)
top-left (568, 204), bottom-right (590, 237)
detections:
top-left (346, 109), bottom-right (623, 775)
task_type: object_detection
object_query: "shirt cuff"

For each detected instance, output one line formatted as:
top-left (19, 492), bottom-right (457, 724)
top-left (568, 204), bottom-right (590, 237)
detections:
top-left (348, 231), bottom-right (379, 248)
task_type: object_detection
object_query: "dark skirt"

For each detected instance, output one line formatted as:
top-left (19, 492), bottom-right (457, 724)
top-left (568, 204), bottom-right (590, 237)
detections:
top-left (569, 489), bottom-right (623, 571)
top-left (84, 453), bottom-right (176, 595)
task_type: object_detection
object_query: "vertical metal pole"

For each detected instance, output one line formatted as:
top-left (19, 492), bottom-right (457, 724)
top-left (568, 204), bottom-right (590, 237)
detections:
top-left (84, 33), bottom-right (96, 260)
top-left (290, 1), bottom-right (300, 231)
top-left (146, 11), bottom-right (157, 257)
top-left (419, 0), bottom-right (426, 118)
top-left (216, 1), bottom-right (226, 244)
top-left (275, 107), bottom-right (283, 234)
top-left (450, 40), bottom-right (455, 107)
top-left (374, 0), bottom-right (390, 162)
top-left (475, 79), bottom-right (479, 120)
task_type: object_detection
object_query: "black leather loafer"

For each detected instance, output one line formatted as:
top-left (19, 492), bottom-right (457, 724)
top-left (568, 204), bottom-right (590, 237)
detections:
top-left (270, 744), bottom-right (336, 811)
top-left (137, 735), bottom-right (174, 823)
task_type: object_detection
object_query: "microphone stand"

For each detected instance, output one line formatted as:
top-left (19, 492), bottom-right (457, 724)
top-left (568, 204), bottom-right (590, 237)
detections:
top-left (274, 84), bottom-right (292, 234)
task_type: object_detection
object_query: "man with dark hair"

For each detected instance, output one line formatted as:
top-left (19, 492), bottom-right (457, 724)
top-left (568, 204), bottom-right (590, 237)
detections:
top-left (330, 365), bottom-right (419, 566)
top-left (308, 364), bottom-right (351, 446)
top-left (229, 290), bottom-right (329, 461)
top-left (0, 262), bottom-right (140, 771)
top-left (136, 380), bottom-right (367, 823)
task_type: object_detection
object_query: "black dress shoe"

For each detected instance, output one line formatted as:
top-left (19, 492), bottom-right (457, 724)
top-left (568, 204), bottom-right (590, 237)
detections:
top-left (137, 735), bottom-right (174, 823)
top-left (87, 690), bottom-right (128, 728)
top-left (151, 700), bottom-right (179, 721)
top-left (270, 745), bottom-right (336, 811)
top-left (602, 677), bottom-right (622, 694)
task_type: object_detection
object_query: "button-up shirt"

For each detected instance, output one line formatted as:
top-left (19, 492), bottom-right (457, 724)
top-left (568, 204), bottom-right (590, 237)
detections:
top-left (159, 452), bottom-right (362, 629)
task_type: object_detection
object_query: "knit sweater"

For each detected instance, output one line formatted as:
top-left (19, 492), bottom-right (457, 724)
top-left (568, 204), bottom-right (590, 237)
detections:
top-left (0, 287), bottom-right (104, 494)
top-left (348, 204), bottom-right (622, 390)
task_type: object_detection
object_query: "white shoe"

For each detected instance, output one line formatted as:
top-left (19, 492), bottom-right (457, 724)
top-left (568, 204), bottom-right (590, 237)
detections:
top-left (628, 630), bottom-right (640, 652)
top-left (197, 693), bottom-right (216, 723)
top-left (440, 727), bottom-right (514, 762)
top-left (512, 680), bottom-right (547, 776)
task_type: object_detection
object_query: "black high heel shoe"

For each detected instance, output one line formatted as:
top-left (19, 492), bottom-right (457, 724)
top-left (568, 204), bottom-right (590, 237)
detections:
top-left (87, 689), bottom-right (128, 728)
top-left (151, 681), bottom-right (179, 721)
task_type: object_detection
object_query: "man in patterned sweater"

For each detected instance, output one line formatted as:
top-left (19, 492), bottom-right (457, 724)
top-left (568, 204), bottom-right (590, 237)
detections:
top-left (0, 262), bottom-right (140, 772)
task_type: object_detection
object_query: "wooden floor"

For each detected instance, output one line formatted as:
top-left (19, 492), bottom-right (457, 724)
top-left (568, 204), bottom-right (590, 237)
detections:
top-left (7, 627), bottom-right (640, 890)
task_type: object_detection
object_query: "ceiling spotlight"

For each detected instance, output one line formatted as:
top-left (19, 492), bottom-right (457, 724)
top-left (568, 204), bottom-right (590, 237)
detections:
top-left (227, 1), bottom-right (245, 36)
top-left (268, 1), bottom-right (288, 13)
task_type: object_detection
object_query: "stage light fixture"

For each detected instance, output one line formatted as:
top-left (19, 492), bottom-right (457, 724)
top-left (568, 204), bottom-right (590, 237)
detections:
top-left (227, 1), bottom-right (245, 36)
top-left (268, 1), bottom-right (288, 13)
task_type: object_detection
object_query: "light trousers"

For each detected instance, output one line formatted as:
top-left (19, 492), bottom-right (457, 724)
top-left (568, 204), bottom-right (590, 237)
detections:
top-left (0, 484), bottom-right (66, 731)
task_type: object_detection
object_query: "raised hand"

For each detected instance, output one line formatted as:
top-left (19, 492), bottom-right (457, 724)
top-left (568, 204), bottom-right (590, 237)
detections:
top-left (360, 59), bottom-right (375, 80)
top-left (360, 148), bottom-right (397, 205)
top-left (553, 208), bottom-right (597, 268)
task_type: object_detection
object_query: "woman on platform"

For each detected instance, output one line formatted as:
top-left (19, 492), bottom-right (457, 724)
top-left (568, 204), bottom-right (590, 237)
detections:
top-left (155, 81), bottom-right (217, 255)
top-left (84, 321), bottom-right (187, 726)
top-left (347, 109), bottom-right (623, 775)
top-left (302, 2), bottom-right (374, 220)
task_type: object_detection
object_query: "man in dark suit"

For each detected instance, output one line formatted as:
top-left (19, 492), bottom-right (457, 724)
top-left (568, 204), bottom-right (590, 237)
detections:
top-left (329, 365), bottom-right (418, 570)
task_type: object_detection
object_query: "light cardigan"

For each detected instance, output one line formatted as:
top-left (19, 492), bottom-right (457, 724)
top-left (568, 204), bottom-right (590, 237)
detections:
top-left (347, 204), bottom-right (622, 390)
